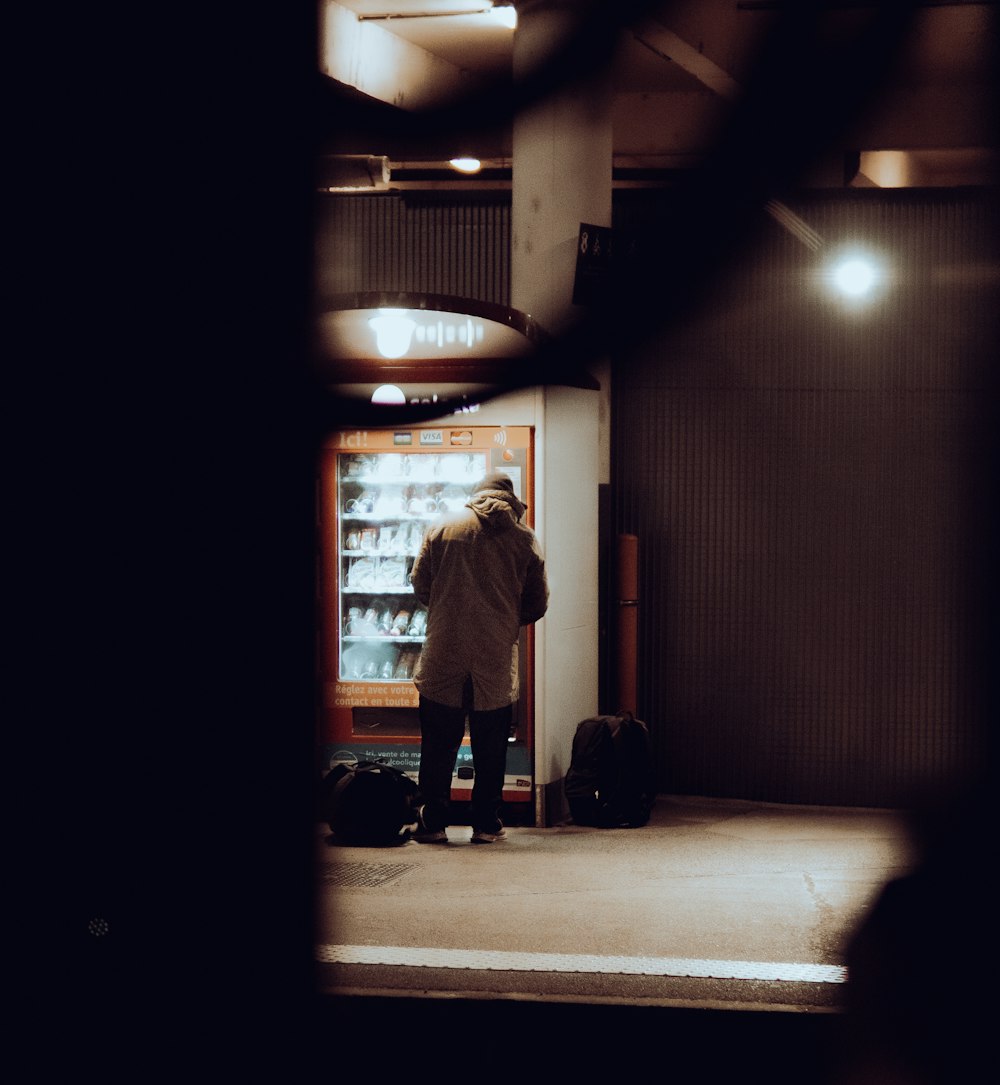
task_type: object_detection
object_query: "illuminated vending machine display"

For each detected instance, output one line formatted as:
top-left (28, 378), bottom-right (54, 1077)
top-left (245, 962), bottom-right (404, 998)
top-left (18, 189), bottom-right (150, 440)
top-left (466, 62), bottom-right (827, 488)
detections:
top-left (318, 425), bottom-right (536, 808)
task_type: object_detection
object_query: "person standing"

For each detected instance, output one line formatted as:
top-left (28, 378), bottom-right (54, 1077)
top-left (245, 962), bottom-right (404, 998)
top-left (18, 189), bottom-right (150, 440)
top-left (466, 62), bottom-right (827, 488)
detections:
top-left (410, 471), bottom-right (549, 843)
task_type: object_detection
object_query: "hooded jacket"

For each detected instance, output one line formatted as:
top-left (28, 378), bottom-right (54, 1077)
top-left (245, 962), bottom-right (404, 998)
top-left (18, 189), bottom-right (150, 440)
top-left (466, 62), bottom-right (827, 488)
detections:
top-left (410, 484), bottom-right (549, 711)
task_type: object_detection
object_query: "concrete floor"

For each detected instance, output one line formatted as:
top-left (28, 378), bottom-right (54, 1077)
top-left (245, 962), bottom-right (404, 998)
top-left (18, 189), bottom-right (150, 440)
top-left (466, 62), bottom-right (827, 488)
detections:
top-left (314, 795), bottom-right (935, 1081)
top-left (314, 794), bottom-right (989, 1080)
top-left (316, 795), bottom-right (914, 1007)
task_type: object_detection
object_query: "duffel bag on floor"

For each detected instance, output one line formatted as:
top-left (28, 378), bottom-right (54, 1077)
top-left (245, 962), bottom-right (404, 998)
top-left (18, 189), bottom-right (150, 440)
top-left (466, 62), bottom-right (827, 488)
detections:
top-left (320, 760), bottom-right (420, 846)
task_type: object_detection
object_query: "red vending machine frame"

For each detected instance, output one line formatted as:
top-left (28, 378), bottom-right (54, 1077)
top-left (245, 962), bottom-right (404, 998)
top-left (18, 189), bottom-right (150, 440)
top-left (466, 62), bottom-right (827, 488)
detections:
top-left (318, 424), bottom-right (536, 807)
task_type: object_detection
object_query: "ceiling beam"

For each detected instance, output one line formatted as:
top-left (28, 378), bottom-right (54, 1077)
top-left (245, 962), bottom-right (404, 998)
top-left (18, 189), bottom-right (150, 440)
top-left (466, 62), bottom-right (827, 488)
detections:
top-left (631, 21), bottom-right (743, 102)
top-left (319, 0), bottom-right (480, 110)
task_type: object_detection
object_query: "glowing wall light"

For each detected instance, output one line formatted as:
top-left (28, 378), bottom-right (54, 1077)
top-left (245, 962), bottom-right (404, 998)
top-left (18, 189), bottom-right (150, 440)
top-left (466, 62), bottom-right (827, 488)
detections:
top-left (833, 257), bottom-right (877, 297)
top-left (823, 249), bottom-right (888, 306)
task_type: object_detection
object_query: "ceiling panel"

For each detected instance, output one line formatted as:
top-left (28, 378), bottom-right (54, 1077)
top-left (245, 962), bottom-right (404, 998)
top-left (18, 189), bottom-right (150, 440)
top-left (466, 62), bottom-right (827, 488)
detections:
top-left (319, 0), bottom-right (999, 186)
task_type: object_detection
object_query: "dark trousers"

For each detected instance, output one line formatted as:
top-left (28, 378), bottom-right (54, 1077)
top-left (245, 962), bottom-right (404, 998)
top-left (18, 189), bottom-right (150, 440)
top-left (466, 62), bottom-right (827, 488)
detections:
top-left (418, 692), bottom-right (512, 834)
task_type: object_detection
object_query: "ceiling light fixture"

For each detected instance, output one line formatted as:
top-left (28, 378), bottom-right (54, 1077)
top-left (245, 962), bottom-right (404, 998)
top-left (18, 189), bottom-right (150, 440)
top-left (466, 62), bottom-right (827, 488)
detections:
top-left (368, 310), bottom-right (417, 358)
top-left (490, 3), bottom-right (517, 29)
top-left (449, 156), bottom-right (482, 174)
top-left (371, 384), bottom-right (407, 406)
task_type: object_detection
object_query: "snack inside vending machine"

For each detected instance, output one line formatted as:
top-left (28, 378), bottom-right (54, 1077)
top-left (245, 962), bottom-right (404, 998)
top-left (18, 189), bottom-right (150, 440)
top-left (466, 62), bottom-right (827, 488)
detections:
top-left (318, 424), bottom-right (536, 811)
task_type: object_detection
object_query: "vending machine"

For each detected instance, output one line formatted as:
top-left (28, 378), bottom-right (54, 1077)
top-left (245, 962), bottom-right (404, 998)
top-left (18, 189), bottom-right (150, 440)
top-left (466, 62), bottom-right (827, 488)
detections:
top-left (318, 424), bottom-right (536, 810)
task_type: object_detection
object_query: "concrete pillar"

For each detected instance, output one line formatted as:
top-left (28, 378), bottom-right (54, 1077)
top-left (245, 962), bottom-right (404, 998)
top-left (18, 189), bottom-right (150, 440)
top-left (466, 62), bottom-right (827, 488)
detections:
top-left (512, 0), bottom-right (612, 824)
top-left (512, 1), bottom-right (613, 339)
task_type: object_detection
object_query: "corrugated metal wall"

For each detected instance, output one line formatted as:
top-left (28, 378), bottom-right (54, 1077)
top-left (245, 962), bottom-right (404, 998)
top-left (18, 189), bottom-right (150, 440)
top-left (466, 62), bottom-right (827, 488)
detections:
top-left (612, 189), bottom-right (997, 806)
top-left (315, 186), bottom-right (995, 807)
top-left (314, 193), bottom-right (511, 306)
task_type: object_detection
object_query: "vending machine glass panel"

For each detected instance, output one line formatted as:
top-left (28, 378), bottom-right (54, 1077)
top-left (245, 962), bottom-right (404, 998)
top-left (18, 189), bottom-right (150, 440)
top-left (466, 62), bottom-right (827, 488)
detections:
top-left (338, 449), bottom-right (487, 686)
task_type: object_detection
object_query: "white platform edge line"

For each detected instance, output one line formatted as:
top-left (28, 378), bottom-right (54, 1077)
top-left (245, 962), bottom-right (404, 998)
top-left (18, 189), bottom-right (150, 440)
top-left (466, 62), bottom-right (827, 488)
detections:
top-left (316, 944), bottom-right (848, 984)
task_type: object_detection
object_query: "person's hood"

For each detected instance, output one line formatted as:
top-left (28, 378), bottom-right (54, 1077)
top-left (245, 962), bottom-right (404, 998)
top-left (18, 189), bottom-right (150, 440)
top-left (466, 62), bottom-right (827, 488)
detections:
top-left (466, 488), bottom-right (527, 531)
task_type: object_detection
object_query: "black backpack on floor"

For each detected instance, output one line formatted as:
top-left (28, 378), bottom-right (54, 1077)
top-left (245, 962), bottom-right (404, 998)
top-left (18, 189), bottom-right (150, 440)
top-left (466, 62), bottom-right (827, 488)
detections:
top-left (320, 760), bottom-right (421, 846)
top-left (564, 712), bottom-right (656, 828)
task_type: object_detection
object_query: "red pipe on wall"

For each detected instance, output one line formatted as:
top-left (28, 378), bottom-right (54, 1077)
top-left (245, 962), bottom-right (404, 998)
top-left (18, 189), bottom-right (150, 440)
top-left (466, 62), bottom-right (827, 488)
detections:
top-left (617, 534), bottom-right (638, 715)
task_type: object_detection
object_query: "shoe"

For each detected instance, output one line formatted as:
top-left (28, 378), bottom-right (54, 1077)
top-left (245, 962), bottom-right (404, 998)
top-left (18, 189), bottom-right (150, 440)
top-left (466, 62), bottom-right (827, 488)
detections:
top-left (470, 828), bottom-right (507, 844)
top-left (413, 828), bottom-right (448, 844)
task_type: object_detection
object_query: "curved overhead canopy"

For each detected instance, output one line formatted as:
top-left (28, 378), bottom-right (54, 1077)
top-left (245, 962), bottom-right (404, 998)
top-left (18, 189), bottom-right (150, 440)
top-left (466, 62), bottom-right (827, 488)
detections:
top-left (314, 291), bottom-right (600, 409)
